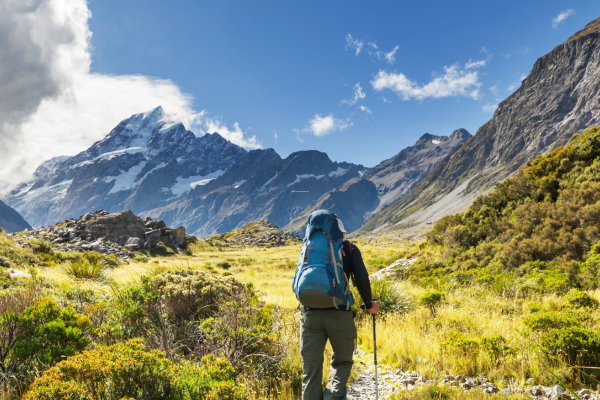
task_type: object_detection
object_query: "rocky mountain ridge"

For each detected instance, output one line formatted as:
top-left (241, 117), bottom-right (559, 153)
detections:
top-left (284, 129), bottom-right (471, 236)
top-left (359, 16), bottom-right (600, 236)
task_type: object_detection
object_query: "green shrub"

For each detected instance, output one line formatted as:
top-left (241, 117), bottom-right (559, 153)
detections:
top-left (564, 289), bottom-right (600, 309)
top-left (540, 326), bottom-right (600, 382)
top-left (63, 258), bottom-right (106, 281)
top-left (419, 291), bottom-right (444, 317)
top-left (14, 297), bottom-right (91, 367)
top-left (197, 292), bottom-right (286, 375)
top-left (217, 262), bottom-right (232, 270)
top-left (24, 339), bottom-right (247, 400)
top-left (153, 269), bottom-right (248, 320)
top-left (442, 332), bottom-right (515, 363)
top-left (134, 254), bottom-right (149, 263)
top-left (523, 311), bottom-right (581, 332)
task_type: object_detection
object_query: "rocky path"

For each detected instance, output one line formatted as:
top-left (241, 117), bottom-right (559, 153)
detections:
top-left (347, 349), bottom-right (598, 400)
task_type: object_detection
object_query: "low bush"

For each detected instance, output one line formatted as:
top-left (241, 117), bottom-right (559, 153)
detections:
top-left (540, 326), bottom-right (600, 382)
top-left (442, 331), bottom-right (516, 364)
top-left (154, 269), bottom-right (249, 320)
top-left (63, 257), bottom-right (106, 281)
top-left (217, 261), bottom-right (232, 269)
top-left (419, 291), bottom-right (444, 317)
top-left (195, 291), bottom-right (287, 376)
top-left (24, 339), bottom-right (247, 400)
top-left (564, 289), bottom-right (599, 309)
top-left (523, 311), bottom-right (581, 332)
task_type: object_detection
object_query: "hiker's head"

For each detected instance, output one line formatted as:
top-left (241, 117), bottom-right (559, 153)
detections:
top-left (338, 219), bottom-right (348, 239)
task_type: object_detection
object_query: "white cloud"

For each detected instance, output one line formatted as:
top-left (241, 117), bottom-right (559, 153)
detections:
top-left (371, 64), bottom-right (482, 101)
top-left (273, 131), bottom-right (278, 143)
top-left (359, 105), bottom-right (372, 114)
top-left (295, 114), bottom-right (351, 137)
top-left (342, 83), bottom-right (366, 105)
top-left (490, 85), bottom-right (499, 95)
top-left (518, 46), bottom-right (530, 55)
top-left (465, 47), bottom-right (492, 69)
top-left (381, 96), bottom-right (392, 104)
top-left (345, 34), bottom-right (364, 56)
top-left (482, 103), bottom-right (498, 113)
top-left (203, 118), bottom-right (261, 149)
top-left (553, 9), bottom-right (574, 28)
top-left (502, 53), bottom-right (511, 59)
top-left (0, 0), bottom-right (258, 183)
top-left (384, 46), bottom-right (399, 65)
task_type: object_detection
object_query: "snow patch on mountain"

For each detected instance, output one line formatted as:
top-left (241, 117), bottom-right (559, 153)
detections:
top-left (234, 180), bottom-right (246, 188)
top-left (287, 173), bottom-right (325, 187)
top-left (96, 147), bottom-right (145, 160)
top-left (103, 162), bottom-right (148, 195)
top-left (432, 140), bottom-right (441, 144)
top-left (328, 167), bottom-right (347, 177)
top-left (262, 173), bottom-right (278, 188)
top-left (170, 170), bottom-right (225, 197)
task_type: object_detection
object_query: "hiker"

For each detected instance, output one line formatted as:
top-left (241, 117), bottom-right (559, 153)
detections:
top-left (293, 210), bottom-right (379, 400)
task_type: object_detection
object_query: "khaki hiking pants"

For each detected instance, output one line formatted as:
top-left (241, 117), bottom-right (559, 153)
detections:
top-left (300, 309), bottom-right (357, 400)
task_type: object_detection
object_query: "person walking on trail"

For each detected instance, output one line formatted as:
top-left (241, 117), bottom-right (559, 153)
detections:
top-left (292, 209), bottom-right (379, 400)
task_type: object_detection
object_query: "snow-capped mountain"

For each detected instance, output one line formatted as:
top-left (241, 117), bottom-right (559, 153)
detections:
top-left (144, 149), bottom-right (366, 237)
top-left (7, 107), bottom-right (246, 227)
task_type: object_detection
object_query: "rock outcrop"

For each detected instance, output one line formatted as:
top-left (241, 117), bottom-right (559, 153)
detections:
top-left (206, 220), bottom-right (301, 249)
top-left (12, 209), bottom-right (193, 258)
top-left (360, 16), bottom-right (600, 235)
top-left (0, 199), bottom-right (32, 233)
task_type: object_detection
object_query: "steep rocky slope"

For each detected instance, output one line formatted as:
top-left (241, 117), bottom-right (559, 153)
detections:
top-left (6, 107), bottom-right (247, 227)
top-left (0, 200), bottom-right (31, 233)
top-left (286, 129), bottom-right (470, 235)
top-left (360, 16), bottom-right (600, 235)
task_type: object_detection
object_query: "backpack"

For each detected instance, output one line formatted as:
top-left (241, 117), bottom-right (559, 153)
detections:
top-left (292, 209), bottom-right (355, 309)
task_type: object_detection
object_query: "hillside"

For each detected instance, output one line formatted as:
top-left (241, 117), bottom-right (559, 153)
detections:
top-left (412, 126), bottom-right (600, 290)
top-left (359, 16), bottom-right (600, 235)
top-left (0, 200), bottom-right (31, 233)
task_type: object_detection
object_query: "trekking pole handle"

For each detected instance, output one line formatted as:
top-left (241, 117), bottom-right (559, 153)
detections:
top-left (360, 299), bottom-right (378, 310)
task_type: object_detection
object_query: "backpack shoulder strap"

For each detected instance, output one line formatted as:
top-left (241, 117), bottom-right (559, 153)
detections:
top-left (343, 240), bottom-right (352, 256)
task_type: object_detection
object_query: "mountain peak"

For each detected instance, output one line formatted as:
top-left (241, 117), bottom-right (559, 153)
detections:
top-left (449, 128), bottom-right (471, 141)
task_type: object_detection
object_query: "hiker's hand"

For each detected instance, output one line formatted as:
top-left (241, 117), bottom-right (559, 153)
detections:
top-left (368, 301), bottom-right (379, 314)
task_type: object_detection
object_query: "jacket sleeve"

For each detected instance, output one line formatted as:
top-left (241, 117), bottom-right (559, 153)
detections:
top-left (349, 244), bottom-right (373, 308)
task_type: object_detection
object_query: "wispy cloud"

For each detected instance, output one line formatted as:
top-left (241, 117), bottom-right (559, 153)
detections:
top-left (518, 47), bottom-right (529, 55)
top-left (295, 114), bottom-right (351, 137)
top-left (482, 103), bottom-right (498, 113)
top-left (381, 96), bottom-right (392, 104)
top-left (204, 118), bottom-right (261, 149)
top-left (371, 64), bottom-right (482, 101)
top-left (346, 35), bottom-right (399, 64)
top-left (465, 47), bottom-right (492, 69)
top-left (342, 83), bottom-right (366, 105)
top-left (553, 9), bottom-right (575, 28)
top-left (345, 34), bottom-right (365, 56)
top-left (384, 46), bottom-right (399, 65)
top-left (490, 85), bottom-right (499, 95)
top-left (273, 131), bottom-right (278, 143)
top-left (359, 105), bottom-right (372, 114)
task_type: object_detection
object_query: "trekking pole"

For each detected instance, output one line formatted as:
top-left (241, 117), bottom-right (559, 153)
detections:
top-left (361, 303), bottom-right (379, 400)
top-left (372, 313), bottom-right (378, 400)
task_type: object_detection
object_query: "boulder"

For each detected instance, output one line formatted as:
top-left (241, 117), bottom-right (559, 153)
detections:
top-left (145, 220), bottom-right (167, 230)
top-left (171, 226), bottom-right (186, 247)
top-left (85, 210), bottom-right (145, 246)
top-left (144, 229), bottom-right (162, 250)
top-left (125, 237), bottom-right (143, 251)
top-left (7, 269), bottom-right (31, 279)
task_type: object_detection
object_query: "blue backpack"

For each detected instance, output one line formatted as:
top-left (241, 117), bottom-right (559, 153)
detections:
top-left (292, 209), bottom-right (354, 309)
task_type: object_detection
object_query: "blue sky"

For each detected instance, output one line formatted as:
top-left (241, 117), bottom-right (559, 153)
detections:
top-left (2, 0), bottom-right (599, 183)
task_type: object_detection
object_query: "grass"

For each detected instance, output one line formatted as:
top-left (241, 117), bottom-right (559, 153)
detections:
top-left (6, 229), bottom-right (600, 399)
